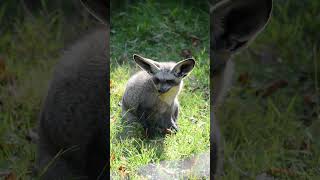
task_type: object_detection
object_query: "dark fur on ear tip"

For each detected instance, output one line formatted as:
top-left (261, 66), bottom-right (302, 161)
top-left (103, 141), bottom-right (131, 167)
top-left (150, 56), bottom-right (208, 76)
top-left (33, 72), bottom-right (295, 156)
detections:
top-left (186, 58), bottom-right (196, 66)
top-left (133, 54), bottom-right (140, 60)
top-left (212, 0), bottom-right (273, 53)
top-left (80, 0), bottom-right (109, 24)
top-left (182, 58), bottom-right (196, 70)
top-left (132, 54), bottom-right (144, 63)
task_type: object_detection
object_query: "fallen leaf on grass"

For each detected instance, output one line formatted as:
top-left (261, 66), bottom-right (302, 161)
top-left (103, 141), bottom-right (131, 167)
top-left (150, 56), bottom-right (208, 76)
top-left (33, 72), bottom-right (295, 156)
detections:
top-left (301, 93), bottom-right (319, 126)
top-left (300, 139), bottom-right (311, 151)
top-left (0, 57), bottom-right (16, 85)
top-left (5, 173), bottom-right (17, 180)
top-left (190, 35), bottom-right (200, 47)
top-left (256, 80), bottom-right (288, 97)
top-left (110, 153), bottom-right (115, 162)
top-left (238, 72), bottom-right (250, 86)
top-left (303, 94), bottom-right (318, 106)
top-left (118, 165), bottom-right (128, 178)
top-left (0, 56), bottom-right (5, 74)
top-left (180, 49), bottom-right (192, 58)
top-left (0, 171), bottom-right (17, 180)
top-left (268, 167), bottom-right (296, 177)
top-left (110, 116), bottom-right (116, 123)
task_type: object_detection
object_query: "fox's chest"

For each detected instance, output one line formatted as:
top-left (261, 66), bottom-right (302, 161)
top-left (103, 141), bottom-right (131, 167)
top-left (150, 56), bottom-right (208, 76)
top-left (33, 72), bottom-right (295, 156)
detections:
top-left (156, 103), bottom-right (172, 114)
top-left (158, 86), bottom-right (180, 105)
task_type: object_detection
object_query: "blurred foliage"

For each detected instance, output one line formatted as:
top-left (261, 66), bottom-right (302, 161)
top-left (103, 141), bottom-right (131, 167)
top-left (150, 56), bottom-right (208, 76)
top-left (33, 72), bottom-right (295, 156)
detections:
top-left (0, 0), bottom-right (100, 178)
top-left (0, 0), bottom-right (84, 30)
top-left (218, 0), bottom-right (320, 179)
top-left (111, 0), bottom-right (208, 13)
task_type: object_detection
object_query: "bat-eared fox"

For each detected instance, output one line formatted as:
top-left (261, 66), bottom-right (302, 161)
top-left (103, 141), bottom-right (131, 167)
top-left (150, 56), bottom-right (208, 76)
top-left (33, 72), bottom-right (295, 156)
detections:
top-left (122, 54), bottom-right (195, 137)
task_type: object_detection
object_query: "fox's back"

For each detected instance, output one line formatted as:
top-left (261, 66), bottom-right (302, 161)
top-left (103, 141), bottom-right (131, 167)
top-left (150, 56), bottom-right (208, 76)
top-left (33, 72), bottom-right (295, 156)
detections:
top-left (37, 27), bottom-right (108, 179)
top-left (122, 71), bottom-right (157, 111)
top-left (40, 28), bottom-right (108, 147)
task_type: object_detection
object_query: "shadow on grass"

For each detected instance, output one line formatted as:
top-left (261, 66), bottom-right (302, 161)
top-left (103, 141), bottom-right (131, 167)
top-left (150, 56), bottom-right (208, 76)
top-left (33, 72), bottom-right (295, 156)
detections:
top-left (115, 119), bottom-right (166, 158)
top-left (113, 117), bottom-right (210, 179)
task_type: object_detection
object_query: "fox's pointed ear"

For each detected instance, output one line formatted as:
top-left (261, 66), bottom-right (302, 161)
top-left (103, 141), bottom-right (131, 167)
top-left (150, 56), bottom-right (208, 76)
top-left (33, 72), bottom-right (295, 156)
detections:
top-left (133, 54), bottom-right (160, 75)
top-left (172, 58), bottom-right (195, 78)
top-left (212, 0), bottom-right (273, 53)
top-left (80, 0), bottom-right (109, 24)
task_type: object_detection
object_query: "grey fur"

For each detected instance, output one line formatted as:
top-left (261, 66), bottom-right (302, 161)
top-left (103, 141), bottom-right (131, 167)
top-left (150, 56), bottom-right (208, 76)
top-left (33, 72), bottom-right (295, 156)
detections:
top-left (211, 0), bottom-right (273, 178)
top-left (36, 27), bottom-right (108, 180)
top-left (122, 54), bottom-right (195, 136)
top-left (36, 0), bottom-right (109, 177)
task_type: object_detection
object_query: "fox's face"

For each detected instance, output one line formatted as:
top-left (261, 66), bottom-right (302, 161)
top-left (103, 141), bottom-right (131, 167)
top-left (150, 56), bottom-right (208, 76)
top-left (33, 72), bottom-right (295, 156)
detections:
top-left (133, 54), bottom-right (195, 94)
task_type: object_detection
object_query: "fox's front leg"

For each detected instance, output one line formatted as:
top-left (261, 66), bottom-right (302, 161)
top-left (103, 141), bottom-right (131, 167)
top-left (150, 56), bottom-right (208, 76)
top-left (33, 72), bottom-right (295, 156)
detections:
top-left (170, 100), bottom-right (179, 131)
top-left (212, 52), bottom-right (234, 106)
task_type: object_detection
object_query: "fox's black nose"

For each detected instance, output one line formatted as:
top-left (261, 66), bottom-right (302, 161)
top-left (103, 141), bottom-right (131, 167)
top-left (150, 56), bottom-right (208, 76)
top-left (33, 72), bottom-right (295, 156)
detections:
top-left (158, 89), bottom-right (167, 93)
top-left (158, 87), bottom-right (170, 93)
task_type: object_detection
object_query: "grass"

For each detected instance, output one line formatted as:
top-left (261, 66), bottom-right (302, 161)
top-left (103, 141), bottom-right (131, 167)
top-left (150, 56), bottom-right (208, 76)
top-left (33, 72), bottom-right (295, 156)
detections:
top-left (218, 0), bottom-right (320, 179)
top-left (0, 14), bottom-right (64, 179)
top-left (110, 1), bottom-right (209, 179)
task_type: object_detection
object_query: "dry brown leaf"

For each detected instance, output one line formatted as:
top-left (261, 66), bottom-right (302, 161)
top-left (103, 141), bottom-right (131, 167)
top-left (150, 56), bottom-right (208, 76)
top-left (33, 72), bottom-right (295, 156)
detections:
top-left (118, 165), bottom-right (128, 178)
top-left (110, 116), bottom-right (116, 123)
top-left (303, 94), bottom-right (317, 106)
top-left (300, 140), bottom-right (311, 151)
top-left (190, 35), bottom-right (201, 47)
top-left (110, 153), bottom-right (115, 162)
top-left (256, 80), bottom-right (288, 97)
top-left (180, 49), bottom-right (192, 59)
top-left (0, 57), bottom-right (6, 75)
top-left (4, 172), bottom-right (17, 180)
top-left (238, 72), bottom-right (250, 86)
top-left (268, 167), bottom-right (296, 177)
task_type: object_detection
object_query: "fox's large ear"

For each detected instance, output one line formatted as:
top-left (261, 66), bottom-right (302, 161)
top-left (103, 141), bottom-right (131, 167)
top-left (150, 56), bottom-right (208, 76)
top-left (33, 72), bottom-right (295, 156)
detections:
top-left (212, 0), bottom-right (273, 53)
top-left (133, 54), bottom-right (160, 75)
top-left (172, 58), bottom-right (195, 78)
top-left (80, 0), bottom-right (109, 24)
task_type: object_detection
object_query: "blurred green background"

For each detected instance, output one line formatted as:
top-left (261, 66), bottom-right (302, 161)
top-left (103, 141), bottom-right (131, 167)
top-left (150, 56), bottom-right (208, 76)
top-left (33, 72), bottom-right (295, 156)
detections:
top-left (216, 0), bottom-right (320, 179)
top-left (0, 0), bottom-right (102, 178)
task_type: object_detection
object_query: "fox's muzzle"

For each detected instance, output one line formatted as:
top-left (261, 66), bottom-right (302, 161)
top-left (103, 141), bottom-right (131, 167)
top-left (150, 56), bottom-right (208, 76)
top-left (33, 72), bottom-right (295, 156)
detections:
top-left (158, 87), bottom-right (170, 93)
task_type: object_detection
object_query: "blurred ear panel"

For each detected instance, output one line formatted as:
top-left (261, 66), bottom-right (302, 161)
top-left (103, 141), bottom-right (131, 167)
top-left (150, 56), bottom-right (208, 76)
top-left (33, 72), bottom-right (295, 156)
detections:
top-left (212, 0), bottom-right (273, 53)
top-left (210, 0), bottom-right (273, 178)
top-left (81, 0), bottom-right (109, 23)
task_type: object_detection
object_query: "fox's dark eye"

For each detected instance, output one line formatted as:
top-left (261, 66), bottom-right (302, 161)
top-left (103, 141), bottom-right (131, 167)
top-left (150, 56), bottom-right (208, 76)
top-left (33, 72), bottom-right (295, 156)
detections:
top-left (153, 77), bottom-right (160, 84)
top-left (166, 80), bottom-right (176, 85)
